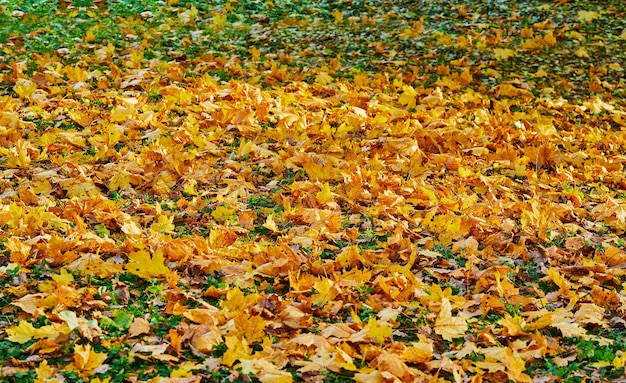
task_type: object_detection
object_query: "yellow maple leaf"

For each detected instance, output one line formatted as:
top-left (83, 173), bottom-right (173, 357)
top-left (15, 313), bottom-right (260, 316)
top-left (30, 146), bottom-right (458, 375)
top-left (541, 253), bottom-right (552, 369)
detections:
top-left (452, 68), bottom-right (473, 86)
top-left (577, 10), bottom-right (600, 23)
top-left (234, 312), bottom-right (266, 343)
top-left (6, 320), bottom-right (38, 344)
top-left (84, 28), bottom-right (97, 43)
top-left (401, 338), bottom-right (433, 363)
top-left (6, 321), bottom-right (70, 344)
top-left (311, 278), bottom-right (338, 306)
top-left (6, 236), bottom-right (32, 265)
top-left (613, 353), bottom-right (626, 369)
top-left (120, 216), bottom-right (142, 236)
top-left (179, 5), bottom-right (198, 24)
top-left (220, 286), bottom-right (247, 312)
top-left (35, 360), bottom-right (57, 383)
top-left (239, 358), bottom-right (294, 383)
top-left (211, 205), bottom-right (234, 221)
top-left (493, 48), bottom-right (516, 60)
top-left (434, 298), bottom-right (468, 341)
top-left (504, 348), bottom-right (532, 382)
top-left (398, 85), bottom-right (417, 108)
top-left (52, 268), bottom-right (75, 284)
top-left (150, 214), bottom-right (175, 234)
top-left (534, 68), bottom-right (548, 78)
top-left (315, 72), bottom-right (333, 86)
top-left (366, 318), bottom-right (393, 343)
top-left (332, 9), bottom-right (344, 24)
top-left (213, 12), bottom-right (228, 31)
top-left (222, 334), bottom-right (251, 366)
top-left (574, 47), bottom-right (590, 58)
top-left (547, 267), bottom-right (569, 292)
top-left (535, 30), bottom-right (556, 47)
top-left (170, 361), bottom-right (203, 378)
top-left (568, 30), bottom-right (585, 41)
top-left (499, 314), bottom-right (530, 337)
top-left (302, 157), bottom-right (341, 181)
top-left (315, 182), bottom-right (334, 205)
top-left (262, 213), bottom-right (282, 233)
top-left (73, 344), bottom-right (108, 377)
top-left (551, 309), bottom-right (588, 337)
top-left (126, 250), bottom-right (170, 279)
top-left (13, 79), bottom-right (37, 98)
top-left (66, 181), bottom-right (100, 198)
top-left (520, 27), bottom-right (534, 38)
top-left (108, 170), bottom-right (131, 191)
top-left (249, 46), bottom-right (261, 61)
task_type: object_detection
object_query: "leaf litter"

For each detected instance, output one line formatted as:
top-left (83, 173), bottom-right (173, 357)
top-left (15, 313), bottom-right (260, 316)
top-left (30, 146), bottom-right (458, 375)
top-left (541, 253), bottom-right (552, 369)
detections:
top-left (0, 0), bottom-right (625, 382)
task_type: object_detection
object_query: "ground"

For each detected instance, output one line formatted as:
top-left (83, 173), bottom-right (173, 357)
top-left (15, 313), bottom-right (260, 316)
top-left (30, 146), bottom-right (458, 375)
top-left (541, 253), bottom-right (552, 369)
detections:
top-left (1, 1), bottom-right (626, 382)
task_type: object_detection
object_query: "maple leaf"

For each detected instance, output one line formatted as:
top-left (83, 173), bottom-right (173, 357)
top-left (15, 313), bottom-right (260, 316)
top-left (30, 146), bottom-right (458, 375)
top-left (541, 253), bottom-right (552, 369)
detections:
top-left (6, 320), bottom-right (38, 344)
top-left (35, 360), bottom-right (58, 383)
top-left (452, 68), bottom-right (473, 86)
top-left (262, 213), bottom-right (282, 233)
top-left (366, 318), bottom-right (393, 343)
top-left (120, 216), bottom-right (142, 236)
top-left (499, 314), bottom-right (530, 337)
top-left (83, 28), bottom-right (97, 43)
top-left (547, 267), bottom-right (571, 293)
top-left (59, 310), bottom-right (79, 330)
top-left (315, 72), bottom-right (333, 86)
top-left (354, 370), bottom-right (385, 383)
top-left (398, 85), bottom-right (417, 108)
top-left (126, 250), bottom-right (170, 279)
top-left (499, 348), bottom-right (531, 382)
top-left (13, 79), bottom-right (37, 98)
top-left (315, 182), bottom-right (334, 205)
top-left (401, 338), bottom-right (434, 363)
top-left (280, 305), bottom-right (310, 329)
top-left (574, 47), bottom-right (590, 58)
top-left (311, 278), bottom-right (339, 306)
top-left (6, 321), bottom-right (71, 345)
top-left (108, 170), bottom-right (131, 191)
top-left (6, 236), bottom-right (33, 266)
top-left (234, 312), bottom-right (266, 343)
top-left (373, 351), bottom-right (414, 380)
top-left (551, 309), bottom-right (588, 338)
top-left (179, 5), bottom-right (198, 24)
top-left (73, 344), bottom-right (108, 377)
top-left (222, 335), bottom-right (252, 367)
top-left (128, 317), bottom-right (151, 337)
top-left (577, 10), bottom-right (600, 23)
top-left (332, 10), bottom-right (344, 24)
top-left (211, 11), bottom-right (227, 30)
top-left (434, 298), bottom-right (469, 341)
top-left (149, 214), bottom-right (175, 234)
top-left (12, 293), bottom-right (45, 315)
top-left (493, 48), bottom-right (516, 60)
top-left (212, 205), bottom-right (234, 221)
top-left (535, 30), bottom-right (557, 47)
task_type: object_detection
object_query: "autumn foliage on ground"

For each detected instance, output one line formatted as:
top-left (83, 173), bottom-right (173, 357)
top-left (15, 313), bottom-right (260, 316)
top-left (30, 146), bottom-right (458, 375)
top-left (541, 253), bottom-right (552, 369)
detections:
top-left (1, 0), bottom-right (626, 382)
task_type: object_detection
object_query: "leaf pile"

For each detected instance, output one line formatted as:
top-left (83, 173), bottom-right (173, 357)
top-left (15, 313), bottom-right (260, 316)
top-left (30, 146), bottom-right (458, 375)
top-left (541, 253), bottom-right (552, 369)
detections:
top-left (1, 1), bottom-right (626, 382)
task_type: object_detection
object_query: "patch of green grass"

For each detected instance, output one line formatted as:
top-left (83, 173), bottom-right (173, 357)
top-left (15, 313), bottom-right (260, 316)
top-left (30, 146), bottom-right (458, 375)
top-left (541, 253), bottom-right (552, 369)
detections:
top-left (324, 370), bottom-right (355, 383)
top-left (433, 243), bottom-right (466, 267)
top-left (248, 195), bottom-right (276, 209)
top-left (356, 304), bottom-right (376, 322)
